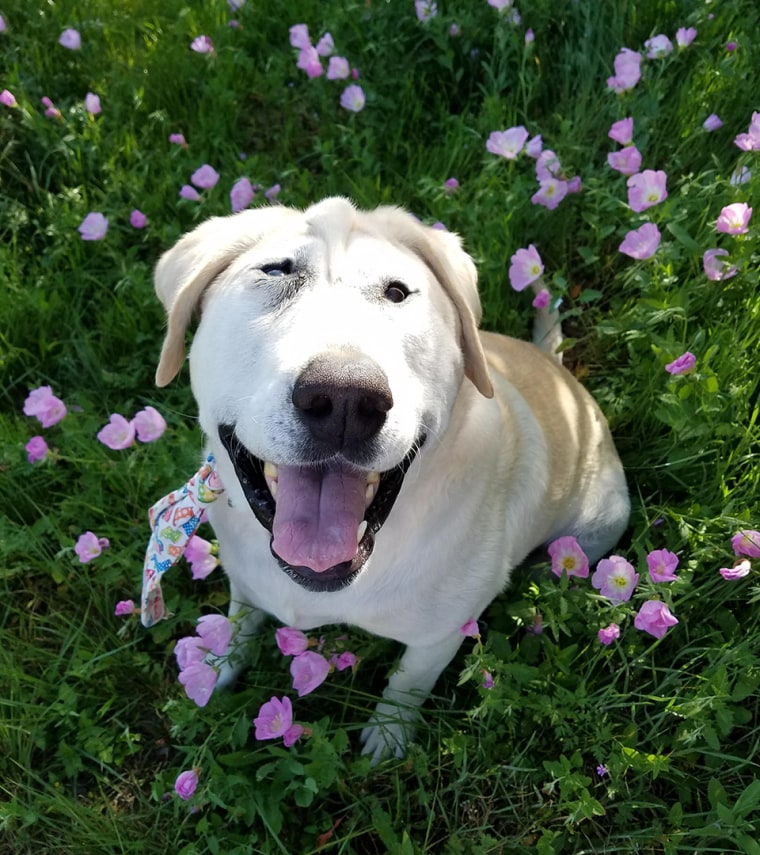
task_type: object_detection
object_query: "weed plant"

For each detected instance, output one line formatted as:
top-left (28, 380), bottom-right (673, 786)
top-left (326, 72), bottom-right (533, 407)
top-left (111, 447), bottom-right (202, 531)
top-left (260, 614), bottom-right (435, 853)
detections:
top-left (1, 1), bottom-right (759, 853)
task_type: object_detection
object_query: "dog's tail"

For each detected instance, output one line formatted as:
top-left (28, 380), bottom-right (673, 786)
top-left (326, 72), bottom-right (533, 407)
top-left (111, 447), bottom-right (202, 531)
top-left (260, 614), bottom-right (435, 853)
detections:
top-left (531, 282), bottom-right (563, 364)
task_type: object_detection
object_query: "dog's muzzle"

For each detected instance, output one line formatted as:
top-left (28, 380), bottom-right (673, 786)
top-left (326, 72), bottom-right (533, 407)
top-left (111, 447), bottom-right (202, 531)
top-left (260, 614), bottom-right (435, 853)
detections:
top-left (218, 425), bottom-right (425, 592)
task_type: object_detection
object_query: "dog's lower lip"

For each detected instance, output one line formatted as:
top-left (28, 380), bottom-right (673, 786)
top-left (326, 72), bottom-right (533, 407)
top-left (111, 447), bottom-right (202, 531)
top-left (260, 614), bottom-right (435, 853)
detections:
top-left (217, 425), bottom-right (425, 591)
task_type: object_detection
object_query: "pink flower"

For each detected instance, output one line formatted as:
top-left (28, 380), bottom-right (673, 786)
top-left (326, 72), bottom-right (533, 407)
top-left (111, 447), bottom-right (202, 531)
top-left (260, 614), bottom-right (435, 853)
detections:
top-left (645, 34), bottom-right (673, 59)
top-left (78, 212), bottom-right (109, 241)
top-left (114, 600), bottom-right (136, 616)
top-left (634, 600), bottom-right (678, 639)
top-left (179, 185), bottom-right (200, 201)
top-left (41, 96), bottom-right (61, 119)
top-left (130, 209), bottom-right (147, 229)
top-left (676, 27), bottom-right (697, 48)
top-left (230, 177), bottom-right (255, 213)
top-left (75, 531), bottom-right (109, 563)
top-left (525, 134), bottom-right (543, 157)
top-left (174, 769), bottom-right (199, 800)
top-left (720, 559), bottom-right (751, 581)
top-left (607, 47), bottom-right (641, 92)
top-left (619, 222), bottom-right (661, 260)
top-left (531, 179), bottom-right (568, 210)
top-left (331, 651), bottom-right (357, 671)
top-left (326, 56), bottom-right (350, 79)
top-left (509, 244), bottom-right (544, 291)
top-left (734, 112), bottom-right (760, 151)
top-left (535, 149), bottom-right (562, 182)
top-left (197, 614), bottom-right (232, 656)
top-left (444, 177), bottom-right (460, 193)
top-left (25, 436), bottom-right (49, 463)
top-left (184, 535), bottom-right (219, 580)
top-left (703, 113), bottom-right (723, 132)
top-left (276, 627), bottom-right (310, 656)
top-left (289, 24), bottom-right (311, 50)
top-left (265, 183), bottom-right (281, 201)
top-left (702, 249), bottom-right (737, 281)
top-left (732, 530), bottom-right (760, 558)
top-left (532, 288), bottom-right (550, 309)
top-left (716, 202), bottom-right (752, 235)
top-left (0, 89), bottom-right (17, 108)
top-left (340, 84), bottom-right (365, 112)
top-left (647, 549), bottom-right (679, 582)
top-left (598, 624), bottom-right (621, 646)
top-left (316, 33), bottom-right (334, 56)
top-left (483, 671), bottom-right (495, 688)
top-left (297, 45), bottom-right (323, 78)
top-left (84, 92), bottom-right (101, 115)
top-left (23, 386), bottom-right (67, 427)
top-left (730, 166), bottom-right (752, 186)
top-left (169, 132), bottom-right (187, 147)
top-left (191, 164), bottom-right (220, 189)
top-left (290, 650), bottom-right (330, 697)
top-left (607, 146), bottom-right (642, 176)
top-left (133, 405), bottom-right (166, 442)
top-left (190, 35), bottom-right (214, 54)
top-left (415, 0), bottom-right (437, 21)
top-left (548, 535), bottom-right (589, 579)
top-left (486, 126), bottom-right (529, 160)
top-left (525, 29), bottom-right (534, 45)
top-left (592, 555), bottom-right (639, 602)
top-left (487, 0), bottom-right (512, 8)
top-left (665, 351), bottom-right (696, 375)
top-left (174, 636), bottom-right (206, 670)
top-left (97, 413), bottom-right (135, 449)
top-left (627, 170), bottom-right (668, 212)
top-left (254, 695), bottom-right (304, 746)
top-left (726, 41), bottom-right (737, 53)
top-left (0, 15), bottom-right (6, 32)
top-left (566, 175), bottom-right (582, 194)
top-left (460, 618), bottom-right (480, 637)
top-left (178, 662), bottom-right (217, 707)
top-left (59, 28), bottom-right (81, 50)
top-left (608, 118), bottom-right (634, 145)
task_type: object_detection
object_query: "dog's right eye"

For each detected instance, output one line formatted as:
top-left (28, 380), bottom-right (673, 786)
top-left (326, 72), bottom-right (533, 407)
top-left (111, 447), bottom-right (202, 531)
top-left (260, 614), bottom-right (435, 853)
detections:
top-left (260, 260), bottom-right (293, 277)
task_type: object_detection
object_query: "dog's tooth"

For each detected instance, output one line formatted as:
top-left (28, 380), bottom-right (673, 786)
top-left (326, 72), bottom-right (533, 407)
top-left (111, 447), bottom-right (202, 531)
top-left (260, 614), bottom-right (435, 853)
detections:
top-left (268, 479), bottom-right (278, 498)
top-left (366, 471), bottom-right (380, 485)
top-left (357, 520), bottom-right (368, 543)
top-left (264, 461), bottom-right (278, 480)
top-left (365, 482), bottom-right (377, 505)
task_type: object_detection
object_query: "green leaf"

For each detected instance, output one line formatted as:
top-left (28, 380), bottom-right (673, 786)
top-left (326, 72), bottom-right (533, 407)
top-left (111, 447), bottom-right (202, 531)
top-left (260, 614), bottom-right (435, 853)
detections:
top-left (666, 222), bottom-right (702, 252)
top-left (734, 779), bottom-right (760, 819)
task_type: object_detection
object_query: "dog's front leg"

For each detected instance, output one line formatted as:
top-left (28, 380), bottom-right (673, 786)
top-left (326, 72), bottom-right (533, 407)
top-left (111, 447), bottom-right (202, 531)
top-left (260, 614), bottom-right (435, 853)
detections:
top-left (360, 631), bottom-right (464, 765)
top-left (211, 587), bottom-right (267, 690)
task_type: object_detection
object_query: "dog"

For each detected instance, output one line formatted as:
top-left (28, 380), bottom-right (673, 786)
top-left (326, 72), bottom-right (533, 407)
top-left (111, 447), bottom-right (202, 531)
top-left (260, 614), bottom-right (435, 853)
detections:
top-left (153, 197), bottom-right (630, 763)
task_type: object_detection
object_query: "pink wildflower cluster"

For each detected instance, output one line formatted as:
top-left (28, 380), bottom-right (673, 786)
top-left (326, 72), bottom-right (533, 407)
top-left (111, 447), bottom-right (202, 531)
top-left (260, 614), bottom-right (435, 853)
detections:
top-left (249, 627), bottom-right (358, 748)
top-left (97, 405), bottom-right (166, 450)
top-left (719, 529), bottom-right (760, 580)
top-left (486, 126), bottom-right (580, 211)
top-left (289, 23), bottom-right (364, 113)
top-left (607, 27), bottom-right (695, 94)
top-left (74, 531), bottom-right (111, 564)
top-left (700, 201), bottom-right (752, 284)
top-left (174, 614), bottom-right (233, 707)
top-left (547, 536), bottom-right (681, 643)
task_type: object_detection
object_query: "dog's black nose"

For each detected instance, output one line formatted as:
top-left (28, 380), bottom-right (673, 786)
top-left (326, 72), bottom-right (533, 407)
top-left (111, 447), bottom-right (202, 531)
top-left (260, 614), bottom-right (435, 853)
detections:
top-left (292, 353), bottom-right (393, 453)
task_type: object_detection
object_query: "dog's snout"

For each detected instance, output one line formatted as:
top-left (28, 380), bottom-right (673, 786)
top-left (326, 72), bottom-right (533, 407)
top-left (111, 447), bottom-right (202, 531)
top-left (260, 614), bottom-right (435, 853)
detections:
top-left (293, 354), bottom-right (393, 452)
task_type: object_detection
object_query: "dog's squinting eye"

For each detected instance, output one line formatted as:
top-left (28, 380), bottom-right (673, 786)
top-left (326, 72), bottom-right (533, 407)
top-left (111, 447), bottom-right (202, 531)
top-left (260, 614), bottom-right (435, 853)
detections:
top-left (261, 260), bottom-right (293, 277)
top-left (384, 281), bottom-right (410, 304)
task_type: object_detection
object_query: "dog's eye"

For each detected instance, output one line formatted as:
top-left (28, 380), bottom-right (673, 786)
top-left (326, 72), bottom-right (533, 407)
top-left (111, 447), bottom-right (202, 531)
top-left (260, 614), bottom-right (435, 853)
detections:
top-left (261, 260), bottom-right (293, 277)
top-left (384, 281), bottom-right (410, 304)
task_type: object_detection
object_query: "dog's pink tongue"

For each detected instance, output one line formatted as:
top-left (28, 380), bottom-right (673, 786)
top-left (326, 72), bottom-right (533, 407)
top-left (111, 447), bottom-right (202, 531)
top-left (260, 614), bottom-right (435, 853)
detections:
top-left (271, 464), bottom-right (367, 572)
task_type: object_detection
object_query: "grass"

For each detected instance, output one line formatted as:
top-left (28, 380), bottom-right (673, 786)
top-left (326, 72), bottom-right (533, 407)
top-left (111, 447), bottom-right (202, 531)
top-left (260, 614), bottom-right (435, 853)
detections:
top-left (1, 0), bottom-right (759, 852)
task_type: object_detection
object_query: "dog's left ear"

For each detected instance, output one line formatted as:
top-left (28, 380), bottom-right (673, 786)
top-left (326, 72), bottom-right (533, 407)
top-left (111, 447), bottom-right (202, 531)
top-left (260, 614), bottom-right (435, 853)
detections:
top-left (369, 210), bottom-right (494, 398)
top-left (153, 207), bottom-right (298, 386)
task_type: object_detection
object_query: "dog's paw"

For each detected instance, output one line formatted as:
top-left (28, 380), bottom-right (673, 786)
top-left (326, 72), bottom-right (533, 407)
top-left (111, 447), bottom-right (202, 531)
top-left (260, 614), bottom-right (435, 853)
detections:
top-left (360, 702), bottom-right (419, 766)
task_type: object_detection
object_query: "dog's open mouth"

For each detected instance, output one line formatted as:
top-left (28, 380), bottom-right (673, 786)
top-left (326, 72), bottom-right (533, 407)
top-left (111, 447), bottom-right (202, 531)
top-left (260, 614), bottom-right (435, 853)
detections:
top-left (218, 425), bottom-right (424, 592)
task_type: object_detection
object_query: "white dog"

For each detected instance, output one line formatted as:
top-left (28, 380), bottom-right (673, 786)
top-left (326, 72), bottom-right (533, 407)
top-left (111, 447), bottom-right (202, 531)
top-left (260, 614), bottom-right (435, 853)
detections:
top-left (154, 197), bottom-right (630, 762)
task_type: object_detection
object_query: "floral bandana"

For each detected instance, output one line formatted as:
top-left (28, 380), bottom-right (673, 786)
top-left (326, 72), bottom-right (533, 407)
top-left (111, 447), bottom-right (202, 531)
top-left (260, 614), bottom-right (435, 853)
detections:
top-left (141, 455), bottom-right (225, 627)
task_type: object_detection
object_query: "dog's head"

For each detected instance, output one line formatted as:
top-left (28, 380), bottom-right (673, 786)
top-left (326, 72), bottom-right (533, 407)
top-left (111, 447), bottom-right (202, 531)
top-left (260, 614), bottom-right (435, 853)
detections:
top-left (154, 197), bottom-right (493, 590)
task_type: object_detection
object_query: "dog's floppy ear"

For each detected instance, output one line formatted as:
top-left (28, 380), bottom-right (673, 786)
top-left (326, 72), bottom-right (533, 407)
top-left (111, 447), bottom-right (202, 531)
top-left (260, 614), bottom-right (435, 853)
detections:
top-left (367, 209), bottom-right (494, 399)
top-left (153, 207), bottom-right (298, 386)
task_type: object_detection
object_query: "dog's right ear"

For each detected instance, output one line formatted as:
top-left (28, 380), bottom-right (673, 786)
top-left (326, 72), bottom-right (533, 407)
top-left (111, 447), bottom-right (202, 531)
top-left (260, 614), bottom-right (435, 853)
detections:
top-left (154, 207), bottom-right (298, 386)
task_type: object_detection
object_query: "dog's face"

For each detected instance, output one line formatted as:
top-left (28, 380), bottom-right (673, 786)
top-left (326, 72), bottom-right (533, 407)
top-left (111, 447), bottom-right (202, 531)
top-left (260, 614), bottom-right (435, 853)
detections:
top-left (154, 198), bottom-right (493, 592)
